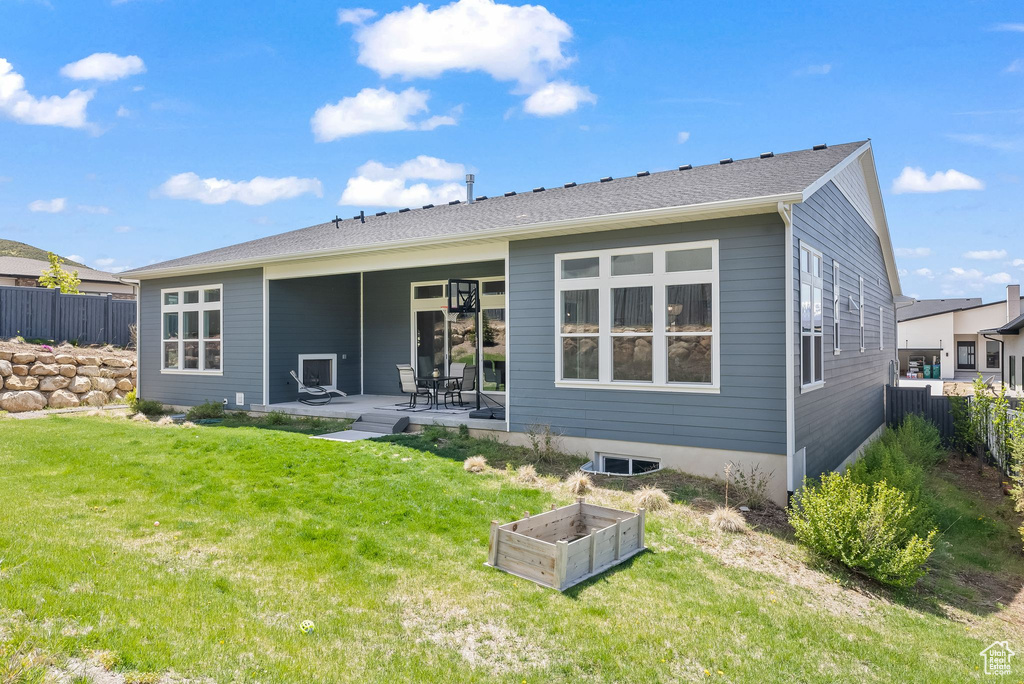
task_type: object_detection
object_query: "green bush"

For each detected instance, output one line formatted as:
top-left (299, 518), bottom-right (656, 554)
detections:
top-left (260, 411), bottom-right (289, 426)
top-left (124, 388), bottom-right (138, 411)
top-left (185, 401), bottom-right (225, 421)
top-left (789, 471), bottom-right (936, 588)
top-left (134, 399), bottom-right (165, 416)
top-left (892, 414), bottom-right (945, 468)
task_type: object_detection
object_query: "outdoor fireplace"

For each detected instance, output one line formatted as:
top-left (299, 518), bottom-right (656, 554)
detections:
top-left (298, 354), bottom-right (337, 390)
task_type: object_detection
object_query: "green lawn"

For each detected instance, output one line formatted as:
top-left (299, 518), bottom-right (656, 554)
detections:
top-left (0, 416), bottom-right (1020, 682)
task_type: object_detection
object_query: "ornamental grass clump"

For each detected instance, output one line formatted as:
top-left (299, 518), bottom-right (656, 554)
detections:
top-left (565, 471), bottom-right (592, 496)
top-left (789, 470), bottom-right (936, 588)
top-left (633, 485), bottom-right (670, 512)
top-left (709, 506), bottom-right (745, 533)
top-left (463, 455), bottom-right (487, 473)
top-left (515, 464), bottom-right (538, 484)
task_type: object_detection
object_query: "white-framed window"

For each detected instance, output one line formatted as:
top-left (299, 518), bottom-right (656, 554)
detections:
top-left (298, 354), bottom-right (337, 390)
top-left (554, 240), bottom-right (719, 392)
top-left (859, 276), bottom-right (865, 352)
top-left (800, 242), bottom-right (824, 388)
top-left (879, 306), bottom-right (884, 350)
top-left (832, 260), bottom-right (841, 355)
top-left (161, 285), bottom-right (222, 373)
top-left (585, 453), bottom-right (661, 476)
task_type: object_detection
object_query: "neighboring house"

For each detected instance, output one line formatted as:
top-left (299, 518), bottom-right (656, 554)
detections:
top-left (120, 141), bottom-right (902, 504)
top-left (897, 286), bottom-right (1023, 382)
top-left (0, 256), bottom-right (135, 299)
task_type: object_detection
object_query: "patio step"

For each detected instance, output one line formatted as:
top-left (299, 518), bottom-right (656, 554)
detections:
top-left (350, 413), bottom-right (410, 435)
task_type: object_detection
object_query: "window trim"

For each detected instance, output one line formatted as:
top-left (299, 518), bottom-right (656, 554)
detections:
top-left (298, 353), bottom-right (338, 392)
top-left (160, 284), bottom-right (223, 375)
top-left (585, 453), bottom-right (662, 476)
top-left (832, 260), bottom-right (841, 355)
top-left (859, 276), bottom-right (866, 352)
top-left (799, 242), bottom-right (825, 392)
top-left (879, 305), bottom-right (884, 351)
top-left (554, 240), bottom-right (720, 393)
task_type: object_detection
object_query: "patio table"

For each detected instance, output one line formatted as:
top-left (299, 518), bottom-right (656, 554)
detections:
top-left (418, 375), bottom-right (459, 409)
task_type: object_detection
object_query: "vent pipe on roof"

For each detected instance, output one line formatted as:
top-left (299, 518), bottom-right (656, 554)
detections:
top-left (466, 174), bottom-right (475, 203)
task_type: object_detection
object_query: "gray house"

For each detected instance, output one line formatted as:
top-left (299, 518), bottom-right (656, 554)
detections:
top-left (122, 141), bottom-right (901, 504)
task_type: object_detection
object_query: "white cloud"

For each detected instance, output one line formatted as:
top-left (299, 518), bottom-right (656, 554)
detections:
top-left (912, 268), bottom-right (934, 278)
top-left (28, 197), bottom-right (66, 213)
top-left (948, 267), bottom-right (985, 280)
top-left (891, 166), bottom-right (984, 194)
top-left (349, 0), bottom-right (591, 116)
top-left (794, 63), bottom-right (832, 76)
top-left (337, 7), bottom-right (376, 25)
top-left (77, 204), bottom-right (110, 214)
top-left (677, 131), bottom-right (690, 144)
top-left (60, 53), bottom-right (145, 81)
top-left (93, 257), bottom-right (115, 268)
top-left (947, 133), bottom-right (1023, 151)
top-left (311, 86), bottom-right (457, 141)
top-left (943, 266), bottom-right (1015, 291)
top-left (339, 155), bottom-right (466, 208)
top-left (1014, 259), bottom-right (1024, 267)
top-left (1006, 59), bottom-right (1023, 74)
top-left (963, 249), bottom-right (1007, 260)
top-left (0, 58), bottom-right (93, 129)
top-left (116, 105), bottom-right (131, 117)
top-left (522, 81), bottom-right (596, 116)
top-left (113, 225), bottom-right (133, 233)
top-left (158, 173), bottom-right (323, 206)
top-left (895, 247), bottom-right (932, 258)
top-left (992, 23), bottom-right (1024, 32)
top-left (66, 254), bottom-right (83, 263)
top-left (987, 272), bottom-right (1013, 284)
top-left (92, 256), bottom-right (130, 273)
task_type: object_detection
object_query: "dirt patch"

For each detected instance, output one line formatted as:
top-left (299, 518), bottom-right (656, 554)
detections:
top-left (399, 594), bottom-right (550, 675)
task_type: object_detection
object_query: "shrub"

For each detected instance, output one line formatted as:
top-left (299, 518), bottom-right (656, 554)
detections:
top-left (457, 423), bottom-right (470, 440)
top-left (463, 455), bottom-right (487, 473)
top-left (728, 462), bottom-right (774, 510)
top-left (709, 506), bottom-right (745, 533)
top-left (789, 471), bottom-right (936, 588)
top-left (565, 471), bottom-right (592, 496)
top-left (515, 464), bottom-right (538, 483)
top-left (891, 414), bottom-right (944, 468)
top-left (634, 485), bottom-right (670, 512)
top-left (134, 399), bottom-right (165, 416)
top-left (124, 388), bottom-right (138, 411)
top-left (260, 411), bottom-right (289, 426)
top-left (422, 424), bottom-right (450, 442)
top-left (185, 401), bottom-right (224, 421)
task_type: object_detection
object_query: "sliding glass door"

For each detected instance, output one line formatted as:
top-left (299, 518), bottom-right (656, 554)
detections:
top-left (415, 310), bottom-right (445, 377)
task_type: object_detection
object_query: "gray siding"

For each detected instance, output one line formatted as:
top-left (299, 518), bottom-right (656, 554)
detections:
top-left (268, 274), bottom-right (360, 404)
top-left (792, 181), bottom-right (895, 478)
top-left (139, 268), bottom-right (263, 409)
top-left (362, 261), bottom-right (504, 396)
top-left (508, 216), bottom-right (787, 454)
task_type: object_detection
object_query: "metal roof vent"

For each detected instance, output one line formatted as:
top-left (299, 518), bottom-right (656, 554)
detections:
top-left (636, 171), bottom-right (650, 177)
top-left (600, 176), bottom-right (612, 182)
top-left (720, 158), bottom-right (733, 165)
top-left (399, 208), bottom-right (411, 213)
top-left (465, 173), bottom-right (475, 203)
top-left (563, 181), bottom-right (577, 188)
top-left (476, 195), bottom-right (488, 201)
top-left (449, 200), bottom-right (460, 205)
top-left (813, 143), bottom-right (827, 151)
top-left (375, 211), bottom-right (387, 216)
top-left (760, 151), bottom-right (774, 159)
top-left (533, 186), bottom-right (545, 192)
top-left (505, 191), bottom-right (517, 197)
top-left (678, 164), bottom-right (692, 171)
top-left (422, 204), bottom-right (434, 209)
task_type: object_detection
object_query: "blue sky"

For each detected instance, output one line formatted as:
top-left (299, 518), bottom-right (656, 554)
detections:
top-left (0, 1), bottom-right (1021, 301)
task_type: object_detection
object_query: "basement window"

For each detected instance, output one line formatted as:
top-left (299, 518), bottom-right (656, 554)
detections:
top-left (586, 453), bottom-right (661, 476)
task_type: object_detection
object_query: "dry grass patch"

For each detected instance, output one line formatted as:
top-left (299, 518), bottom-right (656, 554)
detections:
top-left (633, 485), bottom-right (670, 512)
top-left (565, 470), bottom-right (592, 496)
top-left (515, 464), bottom-right (538, 483)
top-left (709, 506), bottom-right (746, 533)
top-left (463, 455), bottom-right (487, 473)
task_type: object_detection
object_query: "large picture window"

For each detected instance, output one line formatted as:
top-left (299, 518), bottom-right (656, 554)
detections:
top-left (800, 243), bottom-right (824, 388)
top-left (161, 285), bottom-right (222, 373)
top-left (555, 241), bottom-right (719, 391)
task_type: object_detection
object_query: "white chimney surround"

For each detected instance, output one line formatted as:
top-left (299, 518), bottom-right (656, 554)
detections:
top-left (1007, 284), bottom-right (1021, 323)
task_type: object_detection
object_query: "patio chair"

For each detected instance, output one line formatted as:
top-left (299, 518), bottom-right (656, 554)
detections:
top-left (444, 365), bottom-right (476, 408)
top-left (446, 362), bottom-right (466, 392)
top-left (397, 364), bottom-right (433, 409)
top-left (289, 370), bottom-right (347, 406)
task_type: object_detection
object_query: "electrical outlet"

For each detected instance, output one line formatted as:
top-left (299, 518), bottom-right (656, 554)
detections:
top-left (342, 353), bottom-right (347, 360)
top-left (222, 398), bottom-right (228, 406)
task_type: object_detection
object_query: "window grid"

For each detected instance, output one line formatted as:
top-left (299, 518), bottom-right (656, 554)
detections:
top-left (800, 242), bottom-right (824, 388)
top-left (161, 284), bottom-right (223, 373)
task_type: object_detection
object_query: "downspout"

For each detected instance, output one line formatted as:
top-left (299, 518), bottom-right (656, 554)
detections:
top-left (778, 201), bottom-right (796, 496)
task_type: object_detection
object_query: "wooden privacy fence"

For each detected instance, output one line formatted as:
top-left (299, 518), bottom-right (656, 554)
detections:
top-left (0, 286), bottom-right (135, 347)
top-left (885, 384), bottom-right (955, 442)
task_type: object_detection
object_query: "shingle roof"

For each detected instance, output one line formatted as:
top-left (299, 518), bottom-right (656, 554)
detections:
top-left (897, 297), bottom-right (982, 322)
top-left (124, 141), bottom-right (867, 275)
top-left (0, 256), bottom-right (122, 283)
top-left (899, 297), bottom-right (1024, 323)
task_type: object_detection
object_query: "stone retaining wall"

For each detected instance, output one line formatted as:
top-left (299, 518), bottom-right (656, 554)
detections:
top-left (0, 350), bottom-right (137, 412)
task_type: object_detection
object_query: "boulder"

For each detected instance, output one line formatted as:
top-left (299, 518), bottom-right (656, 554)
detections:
top-left (35, 352), bottom-right (56, 364)
top-left (4, 375), bottom-right (39, 391)
top-left (0, 351), bottom-right (11, 361)
top-left (38, 375), bottom-right (71, 392)
top-left (29, 363), bottom-right (59, 376)
top-left (103, 357), bottom-right (132, 368)
top-left (75, 355), bottom-right (101, 366)
top-left (76, 365), bottom-right (100, 377)
top-left (59, 364), bottom-right (77, 377)
top-left (90, 376), bottom-right (117, 392)
top-left (116, 378), bottom-right (134, 391)
top-left (68, 375), bottom-right (92, 393)
top-left (109, 389), bottom-right (126, 402)
top-left (0, 390), bottom-right (47, 412)
top-left (48, 389), bottom-right (80, 409)
top-left (0, 360), bottom-right (11, 377)
top-left (11, 352), bottom-right (35, 364)
top-left (81, 390), bottom-right (108, 406)
top-left (11, 364), bottom-right (28, 376)
top-left (54, 353), bottom-right (75, 365)
top-left (109, 368), bottom-right (132, 379)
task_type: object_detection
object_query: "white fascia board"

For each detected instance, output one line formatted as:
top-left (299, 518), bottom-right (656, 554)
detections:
top-left (123, 193), bottom-right (802, 281)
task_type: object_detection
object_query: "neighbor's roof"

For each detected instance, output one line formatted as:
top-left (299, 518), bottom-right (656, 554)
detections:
top-left (123, 141), bottom-right (870, 277)
top-left (0, 256), bottom-right (122, 283)
top-left (994, 312), bottom-right (1024, 335)
top-left (897, 297), bottom-right (982, 322)
top-left (900, 297), bottom-right (1024, 323)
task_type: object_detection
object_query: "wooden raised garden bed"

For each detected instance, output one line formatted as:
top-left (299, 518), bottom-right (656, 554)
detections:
top-left (486, 498), bottom-right (646, 591)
